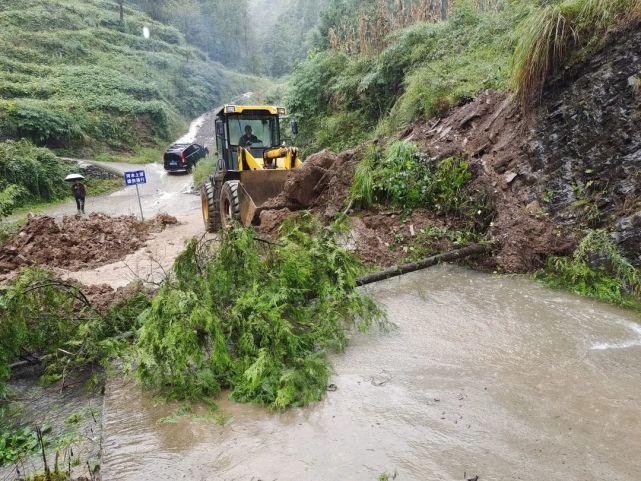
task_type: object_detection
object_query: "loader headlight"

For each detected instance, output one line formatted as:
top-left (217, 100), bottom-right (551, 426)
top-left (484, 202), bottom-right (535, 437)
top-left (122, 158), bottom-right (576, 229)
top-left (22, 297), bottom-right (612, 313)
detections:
top-left (277, 107), bottom-right (286, 115)
top-left (225, 105), bottom-right (236, 113)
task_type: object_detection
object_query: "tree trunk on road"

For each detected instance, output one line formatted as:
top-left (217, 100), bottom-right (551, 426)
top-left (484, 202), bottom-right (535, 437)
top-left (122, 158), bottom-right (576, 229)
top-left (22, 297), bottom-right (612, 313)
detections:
top-left (356, 243), bottom-right (491, 286)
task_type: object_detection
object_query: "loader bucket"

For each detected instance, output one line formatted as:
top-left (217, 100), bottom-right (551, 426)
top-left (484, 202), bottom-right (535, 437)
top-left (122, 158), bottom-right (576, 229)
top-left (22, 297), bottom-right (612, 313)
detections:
top-left (237, 170), bottom-right (290, 226)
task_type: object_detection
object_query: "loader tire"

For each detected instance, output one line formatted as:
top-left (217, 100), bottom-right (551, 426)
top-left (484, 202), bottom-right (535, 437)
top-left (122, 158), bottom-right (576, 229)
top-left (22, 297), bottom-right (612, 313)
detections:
top-left (220, 180), bottom-right (241, 228)
top-left (201, 180), bottom-right (220, 232)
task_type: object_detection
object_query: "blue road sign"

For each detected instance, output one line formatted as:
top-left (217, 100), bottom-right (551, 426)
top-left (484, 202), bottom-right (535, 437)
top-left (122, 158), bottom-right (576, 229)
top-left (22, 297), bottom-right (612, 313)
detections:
top-left (124, 170), bottom-right (146, 186)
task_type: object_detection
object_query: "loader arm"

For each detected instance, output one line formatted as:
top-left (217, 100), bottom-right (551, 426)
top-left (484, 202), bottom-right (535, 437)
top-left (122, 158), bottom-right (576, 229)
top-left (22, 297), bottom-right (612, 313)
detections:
top-left (238, 146), bottom-right (302, 170)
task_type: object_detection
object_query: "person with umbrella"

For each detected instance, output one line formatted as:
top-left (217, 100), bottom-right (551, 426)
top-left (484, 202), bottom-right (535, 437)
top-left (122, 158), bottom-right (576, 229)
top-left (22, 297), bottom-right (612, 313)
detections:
top-left (66, 173), bottom-right (86, 215)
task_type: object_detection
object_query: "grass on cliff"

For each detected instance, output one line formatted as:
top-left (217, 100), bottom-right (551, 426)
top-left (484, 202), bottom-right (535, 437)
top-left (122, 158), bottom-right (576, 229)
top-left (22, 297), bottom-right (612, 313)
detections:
top-left (288, 0), bottom-right (641, 154)
top-left (350, 140), bottom-right (473, 214)
top-left (135, 216), bottom-right (384, 408)
top-left (287, 3), bottom-right (525, 154)
top-left (512, 0), bottom-right (641, 108)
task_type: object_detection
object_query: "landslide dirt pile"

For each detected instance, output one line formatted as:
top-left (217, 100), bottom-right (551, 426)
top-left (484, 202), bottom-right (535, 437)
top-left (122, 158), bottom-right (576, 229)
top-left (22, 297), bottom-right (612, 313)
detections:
top-left (0, 213), bottom-right (178, 276)
top-left (258, 149), bottom-right (359, 237)
top-left (350, 209), bottom-right (466, 267)
top-left (83, 281), bottom-right (152, 314)
top-left (257, 30), bottom-right (640, 273)
top-left (405, 90), bottom-right (575, 272)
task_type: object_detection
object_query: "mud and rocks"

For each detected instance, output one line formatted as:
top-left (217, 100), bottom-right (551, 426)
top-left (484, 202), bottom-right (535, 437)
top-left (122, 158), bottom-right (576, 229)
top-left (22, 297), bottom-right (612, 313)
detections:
top-left (350, 209), bottom-right (470, 267)
top-left (83, 281), bottom-right (152, 313)
top-left (0, 213), bottom-right (179, 279)
top-left (405, 90), bottom-right (577, 272)
top-left (258, 148), bottom-right (359, 235)
top-left (260, 31), bottom-right (640, 272)
top-left (79, 162), bottom-right (121, 180)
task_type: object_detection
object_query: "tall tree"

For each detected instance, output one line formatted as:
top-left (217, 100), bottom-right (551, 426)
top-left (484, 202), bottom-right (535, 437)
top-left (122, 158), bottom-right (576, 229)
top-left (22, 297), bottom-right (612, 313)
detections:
top-left (440, 0), bottom-right (448, 20)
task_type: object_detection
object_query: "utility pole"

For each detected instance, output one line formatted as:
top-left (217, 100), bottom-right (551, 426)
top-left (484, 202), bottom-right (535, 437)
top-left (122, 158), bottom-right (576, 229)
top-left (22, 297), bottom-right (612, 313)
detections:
top-left (118, 0), bottom-right (124, 23)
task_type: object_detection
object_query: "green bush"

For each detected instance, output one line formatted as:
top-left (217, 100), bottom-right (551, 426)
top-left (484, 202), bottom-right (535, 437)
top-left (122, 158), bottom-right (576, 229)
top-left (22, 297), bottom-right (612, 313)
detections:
top-left (313, 111), bottom-right (372, 156)
top-left (539, 230), bottom-right (641, 309)
top-left (350, 140), bottom-right (472, 212)
top-left (135, 217), bottom-right (384, 408)
top-left (193, 157), bottom-right (214, 188)
top-left (0, 140), bottom-right (72, 215)
top-left (0, 426), bottom-right (39, 466)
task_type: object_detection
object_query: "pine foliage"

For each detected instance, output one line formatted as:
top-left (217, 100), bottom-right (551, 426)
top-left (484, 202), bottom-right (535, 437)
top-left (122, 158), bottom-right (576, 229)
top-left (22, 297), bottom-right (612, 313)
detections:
top-left (135, 217), bottom-right (384, 408)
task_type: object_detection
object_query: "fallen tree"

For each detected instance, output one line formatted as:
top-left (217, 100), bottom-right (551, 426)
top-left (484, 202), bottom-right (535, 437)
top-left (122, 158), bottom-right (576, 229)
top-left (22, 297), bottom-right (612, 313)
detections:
top-left (356, 243), bottom-right (491, 286)
top-left (0, 269), bottom-right (151, 396)
top-left (135, 217), bottom-right (386, 408)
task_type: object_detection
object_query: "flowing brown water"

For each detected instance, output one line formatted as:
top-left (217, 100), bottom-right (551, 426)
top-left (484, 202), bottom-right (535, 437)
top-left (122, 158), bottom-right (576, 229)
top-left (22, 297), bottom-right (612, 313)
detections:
top-left (101, 266), bottom-right (641, 481)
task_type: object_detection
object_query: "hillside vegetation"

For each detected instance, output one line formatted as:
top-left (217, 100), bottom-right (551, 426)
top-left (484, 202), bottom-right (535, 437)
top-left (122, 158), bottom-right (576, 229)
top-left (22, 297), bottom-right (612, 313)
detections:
top-left (283, 0), bottom-right (641, 307)
top-left (0, 0), bottom-right (263, 155)
top-left (287, 0), bottom-right (641, 154)
top-left (0, 0), bottom-right (269, 214)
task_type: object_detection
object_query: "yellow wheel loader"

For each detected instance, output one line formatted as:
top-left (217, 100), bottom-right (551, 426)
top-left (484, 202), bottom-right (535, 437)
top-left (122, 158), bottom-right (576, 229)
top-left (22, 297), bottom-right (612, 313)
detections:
top-left (201, 105), bottom-right (301, 231)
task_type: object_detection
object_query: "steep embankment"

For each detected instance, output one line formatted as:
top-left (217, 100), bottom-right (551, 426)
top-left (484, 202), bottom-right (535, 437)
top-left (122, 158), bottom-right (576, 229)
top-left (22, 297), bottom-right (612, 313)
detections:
top-left (0, 0), bottom-right (262, 154)
top-left (407, 29), bottom-right (641, 270)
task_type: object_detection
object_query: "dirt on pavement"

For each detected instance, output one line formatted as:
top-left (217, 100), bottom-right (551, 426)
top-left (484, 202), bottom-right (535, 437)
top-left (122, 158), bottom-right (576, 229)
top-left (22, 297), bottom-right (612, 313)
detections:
top-left (0, 213), bottom-right (178, 280)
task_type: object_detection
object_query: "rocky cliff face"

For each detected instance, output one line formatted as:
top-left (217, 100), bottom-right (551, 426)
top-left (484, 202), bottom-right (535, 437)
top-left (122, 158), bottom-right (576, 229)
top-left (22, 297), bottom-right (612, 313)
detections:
top-left (407, 28), bottom-right (641, 270)
top-left (531, 29), bottom-right (641, 265)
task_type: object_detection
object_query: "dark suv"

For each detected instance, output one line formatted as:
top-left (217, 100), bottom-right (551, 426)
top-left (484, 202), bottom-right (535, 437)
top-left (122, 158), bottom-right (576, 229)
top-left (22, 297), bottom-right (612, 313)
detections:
top-left (163, 143), bottom-right (208, 173)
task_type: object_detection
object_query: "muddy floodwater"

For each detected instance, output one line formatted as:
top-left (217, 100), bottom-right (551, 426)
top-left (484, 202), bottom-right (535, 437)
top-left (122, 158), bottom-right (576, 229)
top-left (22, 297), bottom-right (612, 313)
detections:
top-left (101, 265), bottom-right (641, 481)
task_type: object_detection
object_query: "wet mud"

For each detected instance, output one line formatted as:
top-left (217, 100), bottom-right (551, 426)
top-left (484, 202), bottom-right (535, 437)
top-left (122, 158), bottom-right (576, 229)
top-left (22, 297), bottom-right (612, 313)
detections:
top-left (101, 266), bottom-right (641, 481)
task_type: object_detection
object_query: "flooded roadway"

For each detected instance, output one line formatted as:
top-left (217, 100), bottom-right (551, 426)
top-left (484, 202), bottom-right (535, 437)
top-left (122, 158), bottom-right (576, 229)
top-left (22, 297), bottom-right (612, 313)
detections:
top-left (101, 265), bottom-right (641, 481)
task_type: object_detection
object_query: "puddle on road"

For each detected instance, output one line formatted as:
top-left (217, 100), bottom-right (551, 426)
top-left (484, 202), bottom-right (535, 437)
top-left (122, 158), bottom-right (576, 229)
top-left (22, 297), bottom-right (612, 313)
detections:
top-left (101, 265), bottom-right (641, 481)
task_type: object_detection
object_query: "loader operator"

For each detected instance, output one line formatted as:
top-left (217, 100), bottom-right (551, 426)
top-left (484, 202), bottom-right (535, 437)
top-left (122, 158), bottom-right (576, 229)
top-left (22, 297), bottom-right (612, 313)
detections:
top-left (238, 125), bottom-right (261, 147)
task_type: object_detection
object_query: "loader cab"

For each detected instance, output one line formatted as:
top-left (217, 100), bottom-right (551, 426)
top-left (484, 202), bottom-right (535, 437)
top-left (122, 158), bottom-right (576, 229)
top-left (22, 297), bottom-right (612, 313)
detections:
top-left (214, 105), bottom-right (285, 172)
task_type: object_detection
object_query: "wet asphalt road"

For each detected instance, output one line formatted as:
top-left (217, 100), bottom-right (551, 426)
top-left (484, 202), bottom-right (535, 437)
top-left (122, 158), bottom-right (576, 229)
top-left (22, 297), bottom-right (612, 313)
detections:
top-left (100, 265), bottom-right (641, 481)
